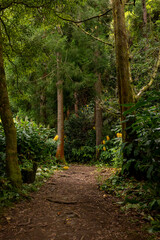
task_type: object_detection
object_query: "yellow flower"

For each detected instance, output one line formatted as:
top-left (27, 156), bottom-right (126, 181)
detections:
top-left (116, 133), bottom-right (122, 138)
top-left (54, 135), bottom-right (59, 141)
top-left (93, 126), bottom-right (95, 130)
top-left (106, 136), bottom-right (110, 141)
top-left (103, 146), bottom-right (106, 151)
top-left (63, 166), bottom-right (69, 170)
top-left (102, 140), bottom-right (106, 144)
top-left (87, 105), bottom-right (88, 107)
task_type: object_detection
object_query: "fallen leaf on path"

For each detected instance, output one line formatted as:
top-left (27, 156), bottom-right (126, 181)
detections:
top-left (6, 217), bottom-right (11, 222)
top-left (63, 166), bottom-right (69, 170)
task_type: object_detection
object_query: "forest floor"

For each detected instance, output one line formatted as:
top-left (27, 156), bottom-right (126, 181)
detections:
top-left (0, 165), bottom-right (159, 240)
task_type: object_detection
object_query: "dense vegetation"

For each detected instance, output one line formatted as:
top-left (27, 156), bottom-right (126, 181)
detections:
top-left (0, 0), bottom-right (159, 233)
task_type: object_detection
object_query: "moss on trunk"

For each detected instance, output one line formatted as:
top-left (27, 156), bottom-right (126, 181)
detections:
top-left (0, 23), bottom-right (22, 187)
top-left (112, 0), bottom-right (143, 178)
top-left (112, 0), bottom-right (135, 143)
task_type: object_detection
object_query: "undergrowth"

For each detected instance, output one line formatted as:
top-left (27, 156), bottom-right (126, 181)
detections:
top-left (100, 173), bottom-right (160, 234)
top-left (0, 165), bottom-right (63, 214)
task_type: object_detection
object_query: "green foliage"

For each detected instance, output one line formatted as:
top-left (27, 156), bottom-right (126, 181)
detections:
top-left (15, 118), bottom-right (57, 167)
top-left (0, 116), bottom-right (60, 207)
top-left (0, 178), bottom-right (21, 207)
top-left (64, 104), bottom-right (124, 165)
top-left (64, 107), bottom-right (95, 162)
top-left (131, 40), bottom-right (160, 90)
top-left (100, 173), bottom-right (160, 233)
top-left (102, 96), bottom-right (120, 137)
top-left (122, 91), bottom-right (160, 181)
top-left (98, 140), bottom-right (112, 163)
top-left (110, 138), bottom-right (123, 167)
top-left (0, 118), bottom-right (57, 177)
top-left (71, 146), bottom-right (95, 163)
top-left (0, 165), bottom-right (58, 208)
top-left (1, 0), bottom-right (159, 204)
top-left (3, 0), bottom-right (113, 128)
top-left (96, 132), bottom-right (123, 167)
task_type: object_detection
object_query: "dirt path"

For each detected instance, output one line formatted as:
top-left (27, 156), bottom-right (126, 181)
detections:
top-left (0, 165), bottom-right (155, 240)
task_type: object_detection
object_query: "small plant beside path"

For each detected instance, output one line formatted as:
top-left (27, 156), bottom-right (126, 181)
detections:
top-left (99, 168), bottom-right (160, 236)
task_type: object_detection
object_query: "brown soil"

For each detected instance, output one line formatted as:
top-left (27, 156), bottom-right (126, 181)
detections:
top-left (0, 165), bottom-right (158, 240)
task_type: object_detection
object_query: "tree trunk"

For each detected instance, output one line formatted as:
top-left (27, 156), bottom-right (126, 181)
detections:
top-left (112, 0), bottom-right (135, 144)
top-left (0, 23), bottom-right (22, 187)
top-left (66, 109), bottom-right (70, 120)
top-left (74, 91), bottom-right (78, 117)
top-left (40, 71), bottom-right (47, 125)
top-left (112, 0), bottom-right (159, 178)
top-left (95, 73), bottom-right (102, 158)
top-left (55, 53), bottom-right (65, 164)
top-left (40, 91), bottom-right (47, 125)
top-left (142, 0), bottom-right (147, 29)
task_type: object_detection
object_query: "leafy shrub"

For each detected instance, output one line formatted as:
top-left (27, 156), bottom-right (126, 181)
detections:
top-left (0, 117), bottom-right (57, 177)
top-left (100, 174), bottom-right (160, 233)
top-left (64, 106), bottom-right (123, 165)
top-left (16, 118), bottom-right (57, 167)
top-left (98, 135), bottom-right (123, 166)
top-left (0, 165), bottom-right (58, 208)
top-left (122, 91), bottom-right (160, 181)
top-left (71, 146), bottom-right (95, 163)
top-left (64, 109), bottom-right (95, 162)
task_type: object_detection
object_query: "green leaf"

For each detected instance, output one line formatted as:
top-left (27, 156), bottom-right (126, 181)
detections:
top-left (147, 165), bottom-right (153, 179)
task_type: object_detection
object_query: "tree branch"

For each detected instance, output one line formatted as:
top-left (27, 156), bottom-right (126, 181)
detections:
top-left (0, 1), bottom-right (52, 11)
top-left (0, 17), bottom-right (14, 49)
top-left (75, 23), bottom-right (113, 47)
top-left (5, 52), bottom-right (23, 95)
top-left (136, 49), bottom-right (160, 101)
top-left (54, 9), bottom-right (112, 24)
top-left (0, 18), bottom-right (23, 94)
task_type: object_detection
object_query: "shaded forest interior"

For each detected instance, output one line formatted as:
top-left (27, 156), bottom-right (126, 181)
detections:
top-left (0, 0), bottom-right (160, 238)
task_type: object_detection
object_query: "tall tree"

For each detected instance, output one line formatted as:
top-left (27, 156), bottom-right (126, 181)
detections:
top-left (142, 0), bottom-right (147, 30)
top-left (40, 72), bottom-right (47, 125)
top-left (74, 92), bottom-right (79, 117)
top-left (112, 0), bottom-right (135, 144)
top-left (112, 0), bottom-right (160, 178)
top-left (55, 52), bottom-right (65, 163)
top-left (0, 22), bottom-right (22, 187)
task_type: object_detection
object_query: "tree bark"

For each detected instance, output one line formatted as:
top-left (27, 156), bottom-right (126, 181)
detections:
top-left (112, 0), bottom-right (159, 178)
top-left (142, 0), bottom-right (147, 29)
top-left (40, 93), bottom-right (47, 124)
top-left (0, 22), bottom-right (22, 187)
top-left (74, 91), bottom-right (78, 117)
top-left (112, 0), bottom-right (135, 143)
top-left (136, 50), bottom-right (160, 101)
top-left (55, 52), bottom-right (65, 164)
top-left (40, 86), bottom-right (47, 125)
